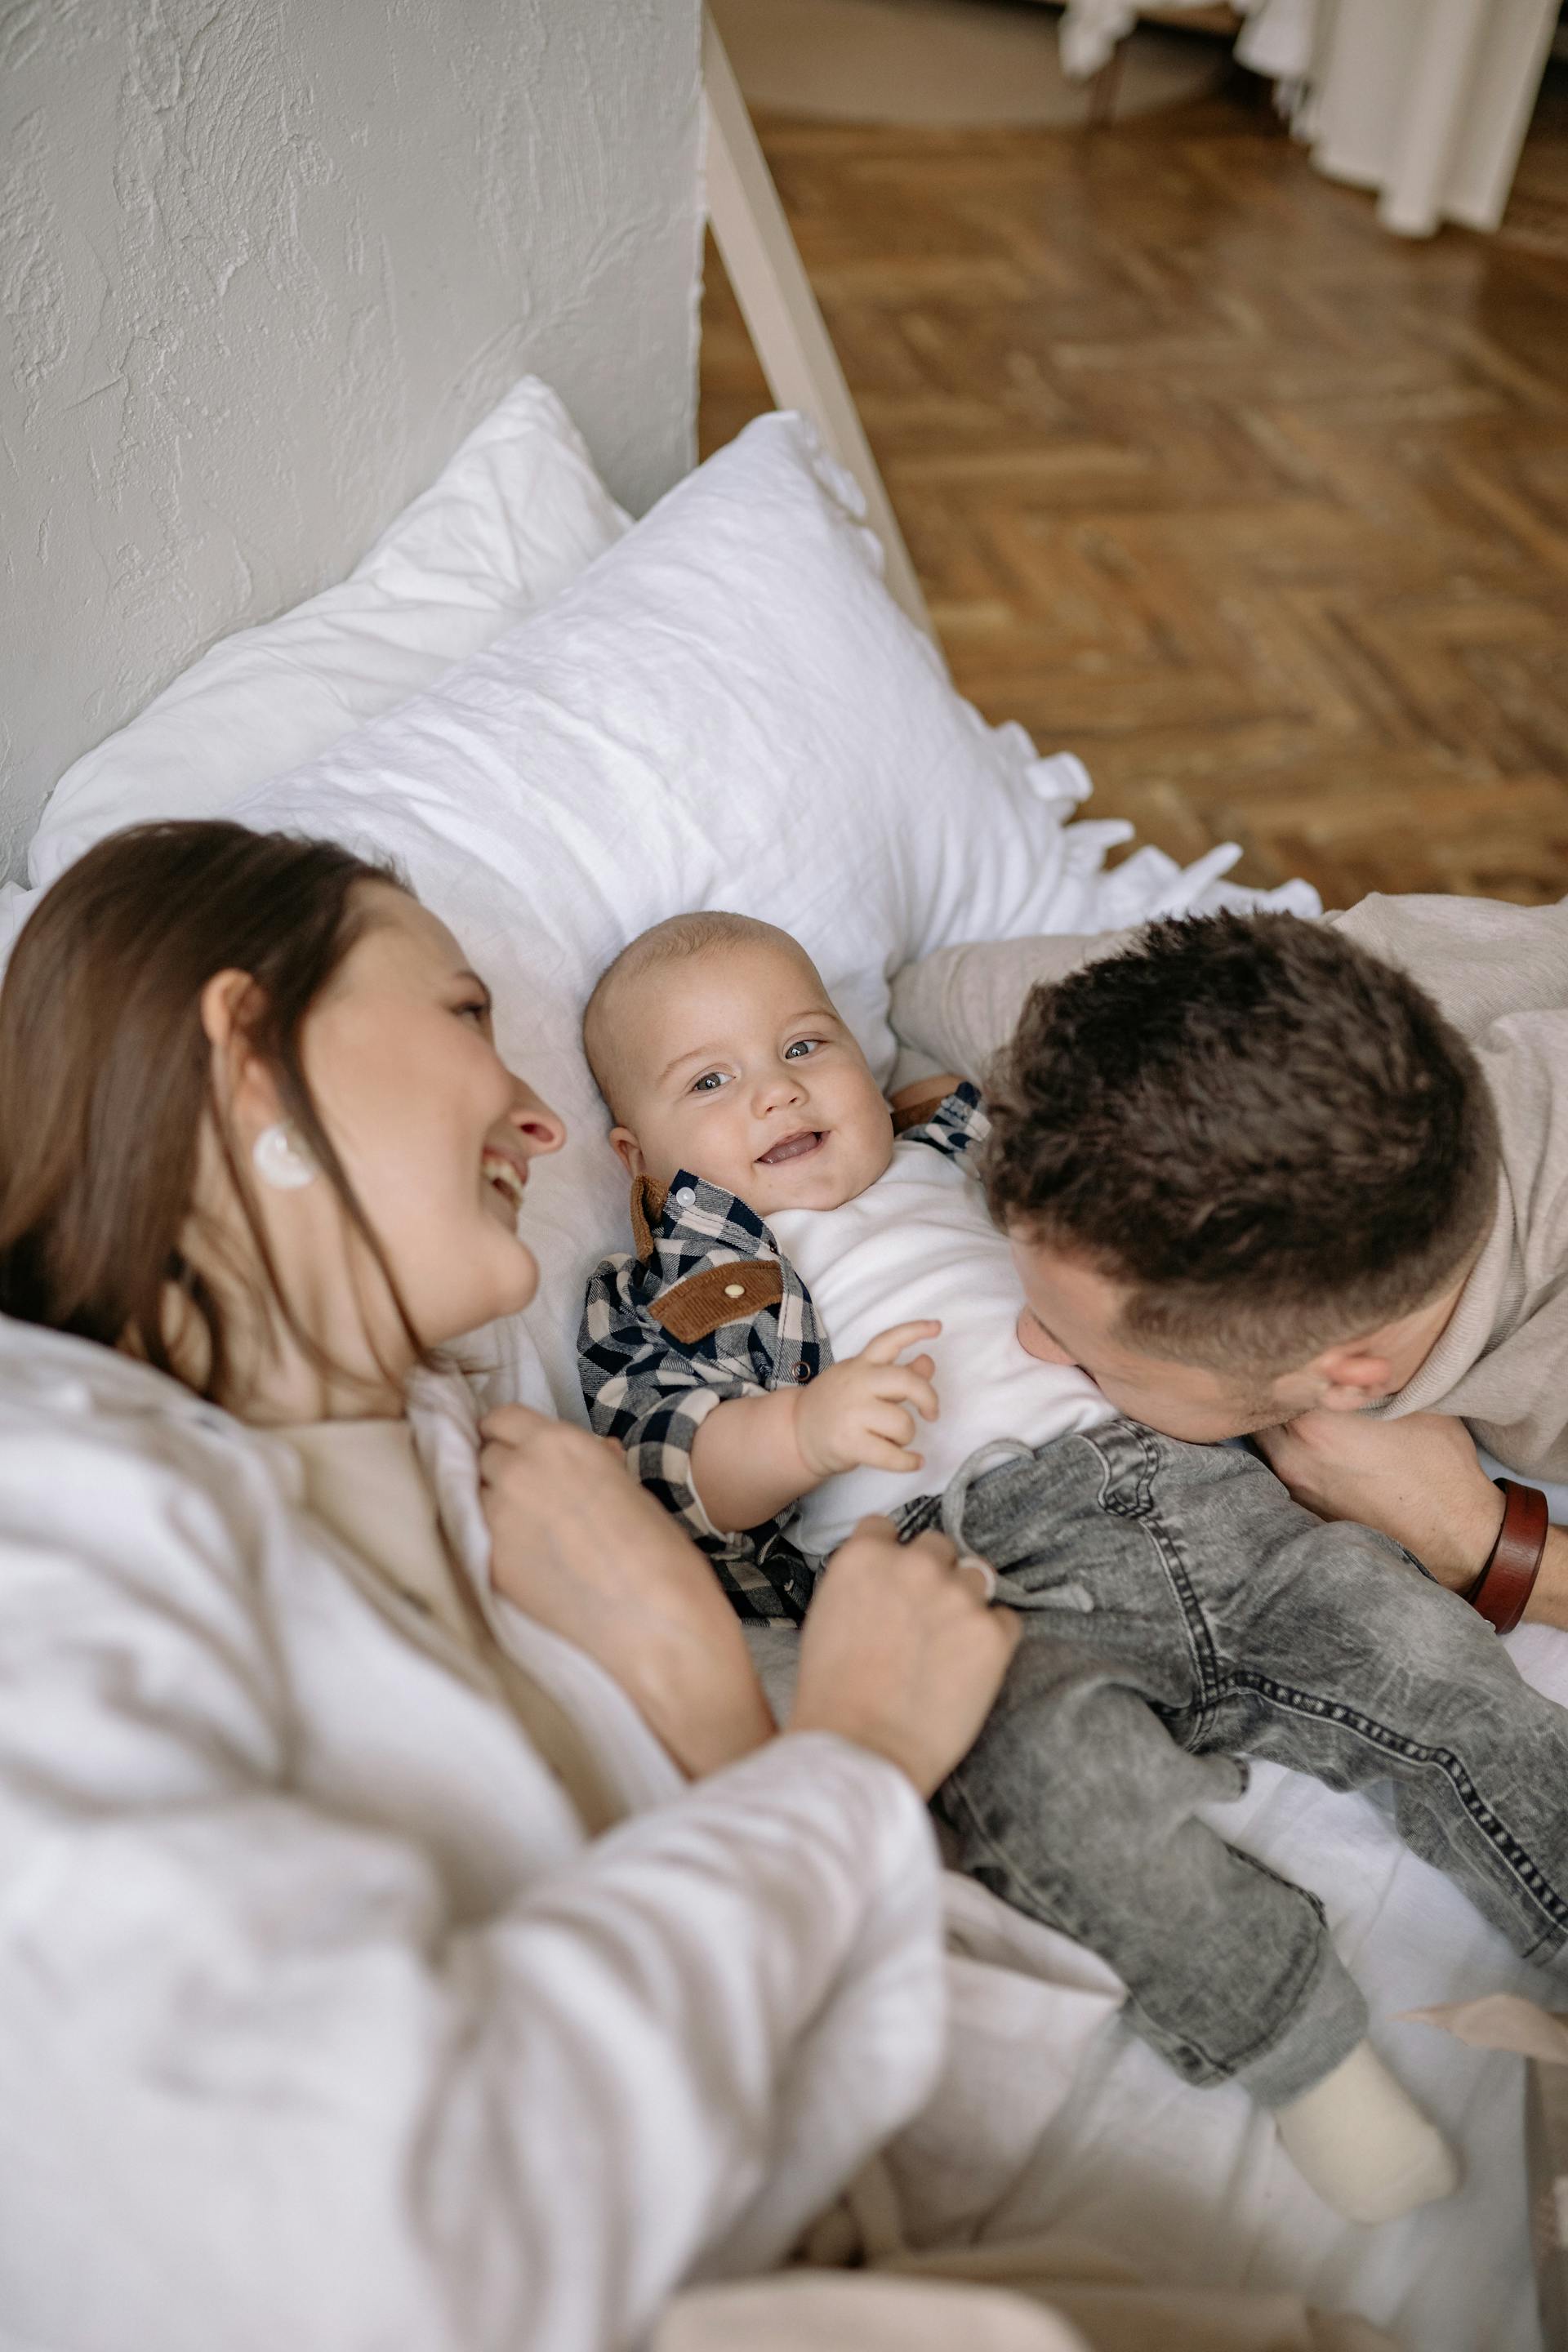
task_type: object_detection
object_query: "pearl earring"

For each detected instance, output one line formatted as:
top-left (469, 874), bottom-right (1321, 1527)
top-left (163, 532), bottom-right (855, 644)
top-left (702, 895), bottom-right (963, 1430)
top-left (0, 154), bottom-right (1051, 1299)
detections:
top-left (252, 1121), bottom-right (318, 1192)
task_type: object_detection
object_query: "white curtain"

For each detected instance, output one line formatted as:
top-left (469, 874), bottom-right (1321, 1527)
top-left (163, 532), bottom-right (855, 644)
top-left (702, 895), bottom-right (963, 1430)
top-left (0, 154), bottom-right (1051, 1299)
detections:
top-left (1301, 0), bottom-right (1558, 237)
top-left (1058, 0), bottom-right (1559, 239)
top-left (1057, 0), bottom-right (1316, 83)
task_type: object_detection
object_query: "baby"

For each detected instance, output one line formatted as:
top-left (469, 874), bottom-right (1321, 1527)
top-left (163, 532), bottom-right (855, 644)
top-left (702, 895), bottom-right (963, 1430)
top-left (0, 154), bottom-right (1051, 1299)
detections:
top-left (579, 911), bottom-right (1568, 2225)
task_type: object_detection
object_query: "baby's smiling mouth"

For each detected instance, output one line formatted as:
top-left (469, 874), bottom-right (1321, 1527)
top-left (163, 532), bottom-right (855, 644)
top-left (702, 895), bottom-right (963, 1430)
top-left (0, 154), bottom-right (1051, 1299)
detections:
top-left (757, 1129), bottom-right (825, 1168)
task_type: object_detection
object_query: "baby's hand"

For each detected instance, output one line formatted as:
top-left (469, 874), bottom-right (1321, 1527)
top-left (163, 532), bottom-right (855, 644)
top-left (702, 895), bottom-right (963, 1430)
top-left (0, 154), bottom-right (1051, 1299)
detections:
top-left (795, 1321), bottom-right (941, 1480)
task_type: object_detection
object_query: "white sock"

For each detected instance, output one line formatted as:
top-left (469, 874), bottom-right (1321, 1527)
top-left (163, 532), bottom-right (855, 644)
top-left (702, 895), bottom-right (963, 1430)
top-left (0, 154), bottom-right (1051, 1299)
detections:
top-left (1274, 2042), bottom-right (1460, 2225)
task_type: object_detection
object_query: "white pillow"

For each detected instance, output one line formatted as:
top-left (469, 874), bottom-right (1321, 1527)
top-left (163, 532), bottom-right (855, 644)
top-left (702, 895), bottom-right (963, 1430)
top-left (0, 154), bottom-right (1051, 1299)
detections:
top-left (28, 378), bottom-right (629, 892)
top-left (231, 411), bottom-right (1316, 1419)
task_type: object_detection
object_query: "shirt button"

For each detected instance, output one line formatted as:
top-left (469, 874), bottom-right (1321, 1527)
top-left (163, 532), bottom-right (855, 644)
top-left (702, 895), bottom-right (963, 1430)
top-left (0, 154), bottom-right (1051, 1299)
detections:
top-left (675, 1186), bottom-right (696, 1206)
top-left (724, 1281), bottom-right (745, 1298)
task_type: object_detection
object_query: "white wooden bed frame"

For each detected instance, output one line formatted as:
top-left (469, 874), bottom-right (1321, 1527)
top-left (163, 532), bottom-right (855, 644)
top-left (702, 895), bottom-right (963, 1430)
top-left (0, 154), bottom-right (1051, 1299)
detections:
top-left (702, 11), bottom-right (936, 643)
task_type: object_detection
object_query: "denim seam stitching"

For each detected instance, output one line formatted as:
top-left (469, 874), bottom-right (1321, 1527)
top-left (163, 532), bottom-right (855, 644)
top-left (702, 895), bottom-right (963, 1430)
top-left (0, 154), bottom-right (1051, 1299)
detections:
top-left (1225, 1664), bottom-right (1568, 1953)
top-left (940, 1763), bottom-right (1333, 2081)
top-left (1085, 1423), bottom-right (1225, 1738)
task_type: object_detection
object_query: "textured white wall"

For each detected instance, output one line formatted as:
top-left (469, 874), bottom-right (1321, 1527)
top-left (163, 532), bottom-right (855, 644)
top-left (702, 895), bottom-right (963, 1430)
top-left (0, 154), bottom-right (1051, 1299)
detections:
top-left (0, 0), bottom-right (704, 880)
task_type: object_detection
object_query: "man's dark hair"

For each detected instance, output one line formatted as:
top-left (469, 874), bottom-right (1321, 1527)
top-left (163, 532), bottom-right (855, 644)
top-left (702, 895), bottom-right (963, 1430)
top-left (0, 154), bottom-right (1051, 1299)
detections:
top-left (983, 912), bottom-right (1500, 1374)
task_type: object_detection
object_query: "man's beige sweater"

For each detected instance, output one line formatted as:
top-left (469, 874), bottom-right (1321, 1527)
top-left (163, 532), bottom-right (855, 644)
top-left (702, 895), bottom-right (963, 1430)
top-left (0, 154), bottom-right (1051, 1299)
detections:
top-left (889, 895), bottom-right (1568, 1482)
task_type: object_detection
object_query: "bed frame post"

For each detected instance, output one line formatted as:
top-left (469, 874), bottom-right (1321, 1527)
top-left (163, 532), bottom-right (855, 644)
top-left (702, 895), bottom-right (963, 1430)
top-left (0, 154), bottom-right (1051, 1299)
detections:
top-left (701, 9), bottom-right (938, 646)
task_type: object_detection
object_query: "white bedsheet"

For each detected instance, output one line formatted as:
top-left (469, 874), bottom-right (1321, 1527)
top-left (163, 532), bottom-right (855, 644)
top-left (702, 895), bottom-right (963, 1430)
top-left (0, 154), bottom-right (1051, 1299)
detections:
top-left (980, 1619), bottom-right (1561, 2352)
top-left (750, 1595), bottom-right (1554, 2349)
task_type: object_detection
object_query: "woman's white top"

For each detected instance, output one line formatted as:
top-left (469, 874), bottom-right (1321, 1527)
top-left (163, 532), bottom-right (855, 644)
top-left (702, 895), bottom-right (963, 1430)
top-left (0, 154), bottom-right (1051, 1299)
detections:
top-left (0, 1317), bottom-right (1119, 2350)
top-left (0, 1318), bottom-right (942, 2351)
top-left (770, 1140), bottom-right (1112, 1556)
top-left (278, 1414), bottom-right (622, 1833)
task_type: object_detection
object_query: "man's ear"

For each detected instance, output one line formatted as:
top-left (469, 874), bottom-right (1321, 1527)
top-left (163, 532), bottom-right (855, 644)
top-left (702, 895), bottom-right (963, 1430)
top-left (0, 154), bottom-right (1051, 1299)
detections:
top-left (1307, 1342), bottom-right (1395, 1414)
top-left (610, 1125), bottom-right (647, 1181)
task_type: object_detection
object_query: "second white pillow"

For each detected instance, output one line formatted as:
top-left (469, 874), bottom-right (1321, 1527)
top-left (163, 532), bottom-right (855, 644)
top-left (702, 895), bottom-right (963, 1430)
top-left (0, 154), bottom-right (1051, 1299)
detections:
top-left (232, 410), bottom-right (1313, 1414)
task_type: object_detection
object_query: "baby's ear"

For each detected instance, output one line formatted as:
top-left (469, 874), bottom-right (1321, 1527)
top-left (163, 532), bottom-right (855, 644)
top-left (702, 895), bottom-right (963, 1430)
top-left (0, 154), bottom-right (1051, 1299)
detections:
top-left (609, 1125), bottom-right (646, 1179)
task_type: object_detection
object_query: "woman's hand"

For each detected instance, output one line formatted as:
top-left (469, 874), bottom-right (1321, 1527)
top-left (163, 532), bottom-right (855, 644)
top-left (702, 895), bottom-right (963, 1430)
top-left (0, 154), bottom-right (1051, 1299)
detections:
top-left (789, 1517), bottom-right (1019, 1797)
top-left (479, 1405), bottom-right (775, 1777)
top-left (1254, 1407), bottom-right (1503, 1588)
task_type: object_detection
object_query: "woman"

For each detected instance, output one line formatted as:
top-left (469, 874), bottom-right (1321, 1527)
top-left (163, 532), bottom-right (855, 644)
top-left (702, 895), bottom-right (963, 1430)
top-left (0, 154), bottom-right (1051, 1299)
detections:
top-left (0, 820), bottom-right (1031, 2350)
top-left (0, 824), bottom-right (1395, 2352)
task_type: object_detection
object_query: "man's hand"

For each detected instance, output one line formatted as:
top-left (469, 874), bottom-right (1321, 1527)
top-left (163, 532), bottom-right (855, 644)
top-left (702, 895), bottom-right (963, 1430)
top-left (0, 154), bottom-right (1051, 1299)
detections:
top-left (1255, 1408), bottom-right (1504, 1588)
top-left (794, 1321), bottom-right (941, 1480)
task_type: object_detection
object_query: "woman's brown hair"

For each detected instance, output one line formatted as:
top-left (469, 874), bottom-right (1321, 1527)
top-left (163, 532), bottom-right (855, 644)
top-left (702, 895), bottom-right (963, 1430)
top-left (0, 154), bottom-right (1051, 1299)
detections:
top-left (0, 819), bottom-right (420, 1403)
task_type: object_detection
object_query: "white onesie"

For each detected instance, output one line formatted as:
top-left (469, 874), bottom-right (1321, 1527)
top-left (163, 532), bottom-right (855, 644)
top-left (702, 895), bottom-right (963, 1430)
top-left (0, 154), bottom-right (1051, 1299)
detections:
top-left (769, 1137), bottom-right (1113, 1557)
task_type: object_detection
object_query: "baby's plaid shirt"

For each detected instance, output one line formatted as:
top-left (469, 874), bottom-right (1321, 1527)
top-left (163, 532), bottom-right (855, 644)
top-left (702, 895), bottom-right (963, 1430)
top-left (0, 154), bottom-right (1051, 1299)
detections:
top-left (577, 1085), bottom-right (987, 1622)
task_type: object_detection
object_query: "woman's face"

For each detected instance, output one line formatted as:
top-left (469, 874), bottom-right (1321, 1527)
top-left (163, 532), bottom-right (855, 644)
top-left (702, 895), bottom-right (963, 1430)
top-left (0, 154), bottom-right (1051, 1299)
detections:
top-left (296, 887), bottom-right (564, 1351)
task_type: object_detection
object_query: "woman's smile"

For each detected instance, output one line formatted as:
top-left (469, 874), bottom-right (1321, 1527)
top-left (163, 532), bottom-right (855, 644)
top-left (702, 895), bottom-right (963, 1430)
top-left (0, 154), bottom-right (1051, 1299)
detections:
top-left (482, 1144), bottom-right (529, 1222)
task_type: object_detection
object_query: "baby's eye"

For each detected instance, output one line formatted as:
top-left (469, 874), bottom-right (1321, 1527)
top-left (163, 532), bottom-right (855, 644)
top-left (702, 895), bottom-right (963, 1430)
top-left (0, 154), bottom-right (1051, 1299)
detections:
top-left (455, 999), bottom-right (492, 1026)
top-left (690, 1071), bottom-right (726, 1095)
top-left (783, 1037), bottom-right (822, 1061)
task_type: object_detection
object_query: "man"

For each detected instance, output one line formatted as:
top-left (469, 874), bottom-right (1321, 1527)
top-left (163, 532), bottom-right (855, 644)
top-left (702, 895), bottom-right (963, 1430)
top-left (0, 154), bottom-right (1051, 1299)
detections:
top-left (890, 893), bottom-right (1568, 1633)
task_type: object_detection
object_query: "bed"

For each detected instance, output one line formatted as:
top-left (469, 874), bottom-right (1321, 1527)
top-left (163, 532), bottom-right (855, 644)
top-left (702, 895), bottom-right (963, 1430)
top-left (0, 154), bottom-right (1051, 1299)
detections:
top-left (2, 9), bottom-right (1557, 2348)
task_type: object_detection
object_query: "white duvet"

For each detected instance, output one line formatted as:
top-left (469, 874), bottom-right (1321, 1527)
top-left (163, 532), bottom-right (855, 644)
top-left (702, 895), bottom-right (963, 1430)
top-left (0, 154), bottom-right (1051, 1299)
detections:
top-left (991, 1623), bottom-right (1560, 2352)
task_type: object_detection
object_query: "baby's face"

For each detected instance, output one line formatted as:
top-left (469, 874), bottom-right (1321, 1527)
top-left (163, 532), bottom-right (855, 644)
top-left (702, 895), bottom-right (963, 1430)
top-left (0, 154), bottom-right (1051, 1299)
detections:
top-left (609, 940), bottom-right (895, 1216)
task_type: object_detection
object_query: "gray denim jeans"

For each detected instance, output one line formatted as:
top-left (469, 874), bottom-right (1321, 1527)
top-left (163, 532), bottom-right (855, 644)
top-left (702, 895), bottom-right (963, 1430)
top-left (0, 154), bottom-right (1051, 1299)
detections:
top-left (902, 1419), bottom-right (1568, 2107)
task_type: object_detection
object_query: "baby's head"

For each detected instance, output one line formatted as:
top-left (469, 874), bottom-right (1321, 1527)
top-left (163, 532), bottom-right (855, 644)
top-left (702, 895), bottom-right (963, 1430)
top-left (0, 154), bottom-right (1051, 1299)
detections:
top-left (584, 912), bottom-right (894, 1215)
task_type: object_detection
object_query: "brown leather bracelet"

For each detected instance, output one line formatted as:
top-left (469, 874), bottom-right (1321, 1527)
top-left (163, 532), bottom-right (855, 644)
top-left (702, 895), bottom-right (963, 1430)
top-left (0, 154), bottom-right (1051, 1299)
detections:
top-left (1463, 1478), bottom-right (1549, 1635)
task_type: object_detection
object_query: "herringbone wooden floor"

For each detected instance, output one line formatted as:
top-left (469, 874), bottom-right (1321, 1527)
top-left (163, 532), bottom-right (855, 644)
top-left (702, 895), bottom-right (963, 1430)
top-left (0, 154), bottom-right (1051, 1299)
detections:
top-left (700, 61), bottom-right (1568, 904)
